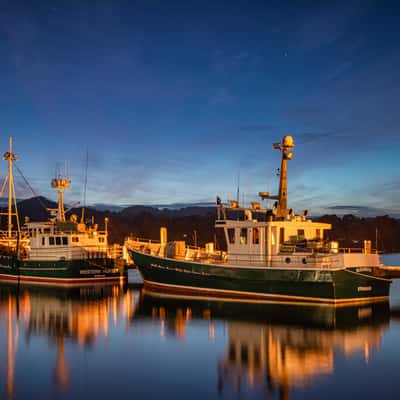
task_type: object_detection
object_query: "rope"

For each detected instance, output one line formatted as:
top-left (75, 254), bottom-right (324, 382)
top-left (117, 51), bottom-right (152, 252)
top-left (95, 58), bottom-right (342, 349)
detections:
top-left (14, 164), bottom-right (49, 213)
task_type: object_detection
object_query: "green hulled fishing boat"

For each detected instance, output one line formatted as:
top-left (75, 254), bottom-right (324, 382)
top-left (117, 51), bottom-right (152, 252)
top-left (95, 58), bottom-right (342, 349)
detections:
top-left (127, 135), bottom-right (391, 304)
top-left (0, 137), bottom-right (126, 285)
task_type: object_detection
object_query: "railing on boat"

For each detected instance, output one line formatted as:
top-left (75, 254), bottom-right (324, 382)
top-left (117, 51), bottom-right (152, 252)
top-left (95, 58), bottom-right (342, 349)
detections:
top-left (126, 236), bottom-right (378, 269)
top-left (279, 244), bottom-right (375, 254)
top-left (21, 244), bottom-right (122, 261)
top-left (27, 230), bottom-right (108, 237)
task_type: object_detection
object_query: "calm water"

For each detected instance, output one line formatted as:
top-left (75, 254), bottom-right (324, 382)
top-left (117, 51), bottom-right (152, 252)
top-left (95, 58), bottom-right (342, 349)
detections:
top-left (1, 255), bottom-right (400, 400)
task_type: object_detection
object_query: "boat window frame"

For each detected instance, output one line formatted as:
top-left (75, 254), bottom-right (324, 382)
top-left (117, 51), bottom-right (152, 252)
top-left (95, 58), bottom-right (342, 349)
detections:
top-left (49, 236), bottom-right (55, 245)
top-left (252, 227), bottom-right (260, 245)
top-left (62, 237), bottom-right (68, 245)
top-left (240, 228), bottom-right (248, 245)
top-left (279, 227), bottom-right (285, 244)
top-left (227, 228), bottom-right (235, 244)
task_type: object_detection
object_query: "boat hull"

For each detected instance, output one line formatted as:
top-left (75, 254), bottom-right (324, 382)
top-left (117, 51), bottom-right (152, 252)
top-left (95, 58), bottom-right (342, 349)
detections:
top-left (0, 256), bottom-right (126, 286)
top-left (129, 249), bottom-right (391, 304)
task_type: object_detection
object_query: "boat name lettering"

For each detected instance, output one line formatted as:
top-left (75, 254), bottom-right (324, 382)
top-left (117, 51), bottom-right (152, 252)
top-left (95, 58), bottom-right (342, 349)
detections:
top-left (357, 286), bottom-right (372, 292)
top-left (356, 267), bottom-right (372, 272)
top-left (80, 269), bottom-right (101, 274)
top-left (150, 263), bottom-right (164, 269)
top-left (149, 262), bottom-right (210, 276)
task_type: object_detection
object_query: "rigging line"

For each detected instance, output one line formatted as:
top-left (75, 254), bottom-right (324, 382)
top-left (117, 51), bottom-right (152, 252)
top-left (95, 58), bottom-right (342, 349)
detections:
top-left (83, 147), bottom-right (88, 207)
top-left (14, 164), bottom-right (48, 212)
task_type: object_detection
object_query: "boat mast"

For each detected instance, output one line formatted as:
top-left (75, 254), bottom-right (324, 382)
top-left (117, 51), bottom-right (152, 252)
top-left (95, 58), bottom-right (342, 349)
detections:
top-left (1, 136), bottom-right (20, 238)
top-left (275, 135), bottom-right (295, 218)
top-left (260, 135), bottom-right (295, 219)
top-left (51, 177), bottom-right (71, 222)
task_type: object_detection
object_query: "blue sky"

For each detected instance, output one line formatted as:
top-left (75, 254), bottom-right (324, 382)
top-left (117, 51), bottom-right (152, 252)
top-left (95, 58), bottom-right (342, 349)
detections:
top-left (0, 0), bottom-right (399, 216)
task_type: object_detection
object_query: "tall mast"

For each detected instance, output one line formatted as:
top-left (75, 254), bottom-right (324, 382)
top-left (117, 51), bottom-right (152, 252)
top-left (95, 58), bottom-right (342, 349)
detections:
top-left (274, 135), bottom-right (295, 218)
top-left (8, 137), bottom-right (13, 237)
top-left (2, 136), bottom-right (20, 238)
top-left (259, 135), bottom-right (295, 219)
top-left (51, 177), bottom-right (71, 222)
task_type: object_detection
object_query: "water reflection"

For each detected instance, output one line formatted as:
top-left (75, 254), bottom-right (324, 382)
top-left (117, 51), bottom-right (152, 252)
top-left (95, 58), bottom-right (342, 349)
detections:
top-left (138, 292), bottom-right (390, 399)
top-left (0, 283), bottom-right (393, 400)
top-left (0, 284), bottom-right (139, 399)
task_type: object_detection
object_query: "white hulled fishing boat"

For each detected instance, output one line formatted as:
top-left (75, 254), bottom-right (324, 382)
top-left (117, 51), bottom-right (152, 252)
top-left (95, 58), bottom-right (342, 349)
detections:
top-left (0, 137), bottom-right (126, 285)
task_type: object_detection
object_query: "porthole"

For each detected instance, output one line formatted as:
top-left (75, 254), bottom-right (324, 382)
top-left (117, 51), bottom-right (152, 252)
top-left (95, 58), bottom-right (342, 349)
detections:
top-left (285, 257), bottom-right (291, 264)
top-left (302, 258), bottom-right (307, 264)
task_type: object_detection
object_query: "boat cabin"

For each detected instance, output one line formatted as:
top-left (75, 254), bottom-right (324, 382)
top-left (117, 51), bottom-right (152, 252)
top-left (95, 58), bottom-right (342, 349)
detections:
top-left (26, 220), bottom-right (109, 261)
top-left (215, 210), bottom-right (331, 266)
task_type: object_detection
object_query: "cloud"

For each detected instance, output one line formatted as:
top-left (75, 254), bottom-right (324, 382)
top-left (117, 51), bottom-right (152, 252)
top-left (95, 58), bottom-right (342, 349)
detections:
top-left (239, 125), bottom-right (275, 133)
top-left (210, 88), bottom-right (236, 105)
top-left (297, 131), bottom-right (348, 144)
top-left (323, 205), bottom-right (399, 217)
top-left (212, 49), bottom-right (254, 72)
top-left (291, 1), bottom-right (370, 51)
top-left (326, 61), bottom-right (354, 81)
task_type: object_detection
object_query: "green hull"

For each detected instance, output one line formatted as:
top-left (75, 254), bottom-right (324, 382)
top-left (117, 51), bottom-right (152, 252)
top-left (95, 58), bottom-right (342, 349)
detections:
top-left (129, 250), bottom-right (391, 304)
top-left (0, 255), bottom-right (126, 285)
top-left (138, 292), bottom-right (390, 329)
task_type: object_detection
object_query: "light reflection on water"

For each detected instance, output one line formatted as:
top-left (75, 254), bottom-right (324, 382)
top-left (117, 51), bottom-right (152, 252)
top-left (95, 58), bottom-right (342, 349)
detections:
top-left (0, 255), bottom-right (399, 400)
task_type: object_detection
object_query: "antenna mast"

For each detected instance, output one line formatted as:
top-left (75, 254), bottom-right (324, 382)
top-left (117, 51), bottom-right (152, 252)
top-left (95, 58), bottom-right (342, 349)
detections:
top-left (236, 170), bottom-right (240, 203)
top-left (51, 176), bottom-right (71, 222)
top-left (83, 148), bottom-right (88, 208)
top-left (1, 136), bottom-right (20, 238)
top-left (259, 135), bottom-right (295, 219)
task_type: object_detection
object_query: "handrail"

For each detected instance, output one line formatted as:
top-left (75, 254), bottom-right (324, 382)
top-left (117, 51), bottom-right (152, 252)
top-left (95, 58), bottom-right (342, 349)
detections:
top-left (27, 230), bottom-right (108, 236)
top-left (126, 236), bottom-right (161, 245)
top-left (338, 247), bottom-right (366, 253)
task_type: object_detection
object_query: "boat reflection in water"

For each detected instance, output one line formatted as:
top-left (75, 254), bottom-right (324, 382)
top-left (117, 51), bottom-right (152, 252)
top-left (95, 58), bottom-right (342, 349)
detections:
top-left (0, 283), bottom-right (139, 399)
top-left (138, 290), bottom-right (390, 399)
top-left (0, 284), bottom-right (393, 400)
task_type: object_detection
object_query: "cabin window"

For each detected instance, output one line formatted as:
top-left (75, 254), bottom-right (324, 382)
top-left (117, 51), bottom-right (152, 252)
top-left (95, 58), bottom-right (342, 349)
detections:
top-left (42, 237), bottom-right (45, 246)
top-left (227, 228), bottom-right (235, 244)
top-left (62, 237), bottom-right (68, 245)
top-left (252, 228), bottom-right (260, 244)
top-left (254, 347), bottom-right (261, 367)
top-left (228, 343), bottom-right (235, 361)
top-left (240, 228), bottom-right (248, 245)
top-left (241, 344), bottom-right (249, 362)
top-left (316, 229), bottom-right (321, 239)
top-left (279, 228), bottom-right (285, 244)
top-left (55, 237), bottom-right (61, 245)
top-left (297, 229), bottom-right (305, 239)
top-left (44, 228), bottom-right (50, 234)
top-left (99, 237), bottom-right (105, 243)
top-left (49, 237), bottom-right (55, 245)
top-left (72, 237), bottom-right (79, 243)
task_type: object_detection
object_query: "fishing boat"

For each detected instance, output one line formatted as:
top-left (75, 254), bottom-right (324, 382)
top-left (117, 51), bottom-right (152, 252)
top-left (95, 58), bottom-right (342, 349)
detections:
top-left (127, 135), bottom-right (392, 304)
top-left (0, 137), bottom-right (126, 285)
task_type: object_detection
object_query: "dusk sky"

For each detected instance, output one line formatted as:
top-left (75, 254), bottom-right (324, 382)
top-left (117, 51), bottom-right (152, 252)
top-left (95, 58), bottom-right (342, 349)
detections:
top-left (1, 0), bottom-right (399, 216)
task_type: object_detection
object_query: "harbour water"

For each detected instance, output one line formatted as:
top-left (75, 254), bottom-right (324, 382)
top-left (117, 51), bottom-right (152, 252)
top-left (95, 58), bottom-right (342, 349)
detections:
top-left (0, 255), bottom-right (399, 400)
